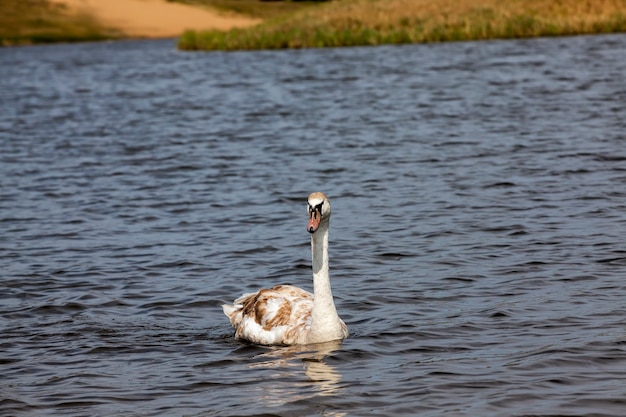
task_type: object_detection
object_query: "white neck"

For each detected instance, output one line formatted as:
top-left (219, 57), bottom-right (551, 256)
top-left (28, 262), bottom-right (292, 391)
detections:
top-left (307, 220), bottom-right (344, 343)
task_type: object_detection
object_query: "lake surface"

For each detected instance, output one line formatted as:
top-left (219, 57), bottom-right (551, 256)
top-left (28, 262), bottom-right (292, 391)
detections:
top-left (1, 34), bottom-right (625, 416)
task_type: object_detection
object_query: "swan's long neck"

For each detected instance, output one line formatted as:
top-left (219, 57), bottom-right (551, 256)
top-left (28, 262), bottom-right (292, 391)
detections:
top-left (308, 221), bottom-right (343, 343)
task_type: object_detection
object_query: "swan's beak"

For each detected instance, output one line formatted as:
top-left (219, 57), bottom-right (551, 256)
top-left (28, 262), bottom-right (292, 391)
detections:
top-left (307, 211), bottom-right (321, 233)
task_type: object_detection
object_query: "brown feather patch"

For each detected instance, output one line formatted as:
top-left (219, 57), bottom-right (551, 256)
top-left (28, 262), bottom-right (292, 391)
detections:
top-left (262, 298), bottom-right (292, 330)
top-left (230, 284), bottom-right (315, 344)
top-left (240, 286), bottom-right (296, 331)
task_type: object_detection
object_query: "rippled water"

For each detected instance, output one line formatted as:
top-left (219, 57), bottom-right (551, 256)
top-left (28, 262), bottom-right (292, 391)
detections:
top-left (1, 35), bottom-right (626, 416)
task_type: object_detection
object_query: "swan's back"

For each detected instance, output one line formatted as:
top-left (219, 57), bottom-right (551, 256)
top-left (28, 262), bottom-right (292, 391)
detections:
top-left (222, 284), bottom-right (314, 345)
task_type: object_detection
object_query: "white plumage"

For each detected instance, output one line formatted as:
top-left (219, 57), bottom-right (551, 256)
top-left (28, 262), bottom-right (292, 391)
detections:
top-left (222, 192), bottom-right (348, 346)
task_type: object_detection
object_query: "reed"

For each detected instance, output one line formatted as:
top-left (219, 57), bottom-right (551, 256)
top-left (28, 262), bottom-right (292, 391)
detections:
top-left (0, 0), bottom-right (121, 46)
top-left (178, 0), bottom-right (626, 51)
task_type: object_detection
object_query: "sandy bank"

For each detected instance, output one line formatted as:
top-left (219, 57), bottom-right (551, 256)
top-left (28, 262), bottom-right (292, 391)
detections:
top-left (50, 0), bottom-right (260, 38)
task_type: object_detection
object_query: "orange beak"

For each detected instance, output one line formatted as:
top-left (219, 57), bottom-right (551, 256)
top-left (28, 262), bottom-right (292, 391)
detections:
top-left (307, 210), bottom-right (321, 233)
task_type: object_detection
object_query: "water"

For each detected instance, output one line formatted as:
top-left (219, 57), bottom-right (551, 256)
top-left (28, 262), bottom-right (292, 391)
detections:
top-left (1, 34), bottom-right (626, 416)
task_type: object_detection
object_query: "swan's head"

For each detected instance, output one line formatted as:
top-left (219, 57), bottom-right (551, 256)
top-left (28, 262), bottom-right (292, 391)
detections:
top-left (307, 192), bottom-right (331, 234)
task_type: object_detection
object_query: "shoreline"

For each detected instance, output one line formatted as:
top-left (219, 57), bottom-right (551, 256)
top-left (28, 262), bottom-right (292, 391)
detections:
top-left (0, 0), bottom-right (259, 46)
top-left (3, 0), bottom-right (625, 49)
top-left (48, 0), bottom-right (259, 39)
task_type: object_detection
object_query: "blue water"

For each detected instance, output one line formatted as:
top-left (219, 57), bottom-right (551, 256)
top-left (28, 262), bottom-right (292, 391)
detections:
top-left (1, 34), bottom-right (626, 416)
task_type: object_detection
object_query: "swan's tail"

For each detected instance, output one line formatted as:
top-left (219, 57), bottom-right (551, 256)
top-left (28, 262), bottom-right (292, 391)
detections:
top-left (222, 303), bottom-right (243, 327)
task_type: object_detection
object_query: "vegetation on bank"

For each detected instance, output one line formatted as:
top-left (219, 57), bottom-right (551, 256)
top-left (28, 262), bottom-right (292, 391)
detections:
top-left (178, 0), bottom-right (626, 51)
top-left (0, 0), bottom-right (121, 46)
top-left (4, 0), bottom-right (626, 48)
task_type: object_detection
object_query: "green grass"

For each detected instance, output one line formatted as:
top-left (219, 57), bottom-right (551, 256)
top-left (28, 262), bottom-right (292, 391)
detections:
top-left (178, 0), bottom-right (626, 51)
top-left (4, 0), bottom-right (625, 49)
top-left (0, 0), bottom-right (122, 46)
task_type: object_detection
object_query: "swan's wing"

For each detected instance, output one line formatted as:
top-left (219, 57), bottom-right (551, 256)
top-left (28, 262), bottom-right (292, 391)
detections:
top-left (223, 285), bottom-right (313, 345)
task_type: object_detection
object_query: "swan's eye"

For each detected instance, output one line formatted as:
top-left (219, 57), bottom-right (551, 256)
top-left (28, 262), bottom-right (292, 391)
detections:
top-left (308, 201), bottom-right (324, 216)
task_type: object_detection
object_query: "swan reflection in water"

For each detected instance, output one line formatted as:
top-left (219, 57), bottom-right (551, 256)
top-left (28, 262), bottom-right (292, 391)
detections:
top-left (248, 339), bottom-right (345, 413)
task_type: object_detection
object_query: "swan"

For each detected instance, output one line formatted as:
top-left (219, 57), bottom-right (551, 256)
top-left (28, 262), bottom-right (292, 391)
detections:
top-left (222, 192), bottom-right (348, 345)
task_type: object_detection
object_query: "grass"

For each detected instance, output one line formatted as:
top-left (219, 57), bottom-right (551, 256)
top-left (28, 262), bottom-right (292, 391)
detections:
top-left (4, 0), bottom-right (625, 49)
top-left (178, 0), bottom-right (626, 51)
top-left (0, 0), bottom-right (121, 46)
